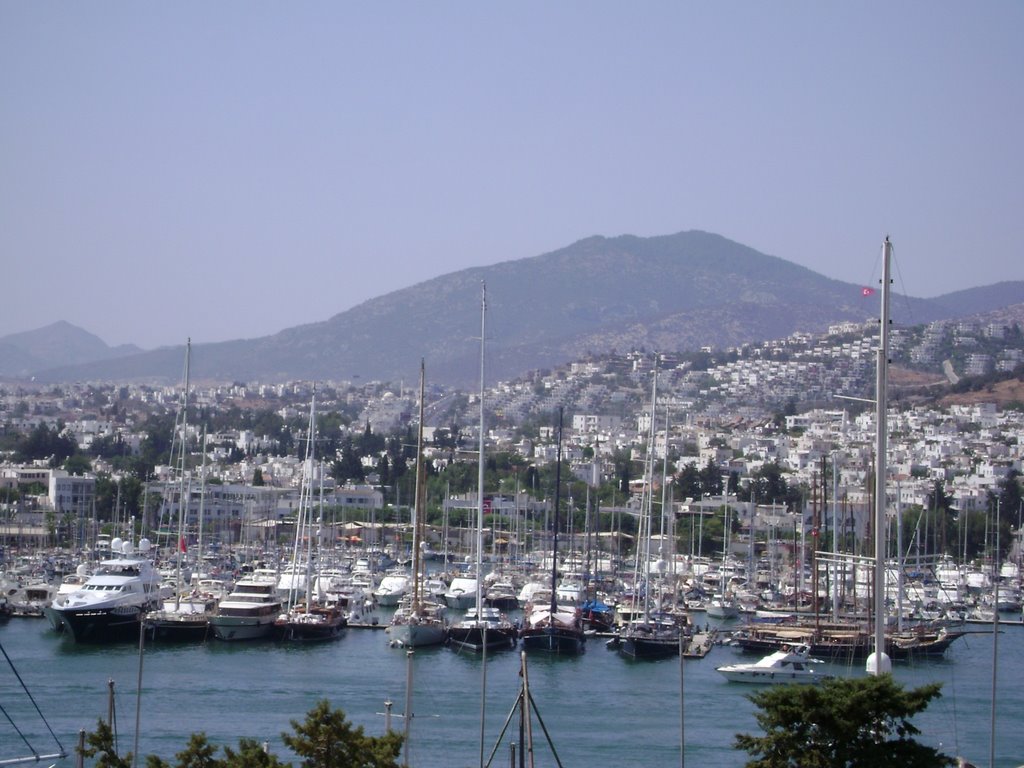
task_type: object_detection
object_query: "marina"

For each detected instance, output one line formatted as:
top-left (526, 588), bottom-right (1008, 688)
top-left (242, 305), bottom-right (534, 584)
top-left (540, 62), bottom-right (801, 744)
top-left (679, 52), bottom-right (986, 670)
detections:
top-left (2, 606), bottom-right (1023, 767)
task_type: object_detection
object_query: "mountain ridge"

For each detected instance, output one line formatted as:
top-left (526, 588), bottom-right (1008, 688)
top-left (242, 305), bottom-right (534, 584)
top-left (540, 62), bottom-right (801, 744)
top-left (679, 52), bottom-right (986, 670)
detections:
top-left (6, 231), bottom-right (1022, 387)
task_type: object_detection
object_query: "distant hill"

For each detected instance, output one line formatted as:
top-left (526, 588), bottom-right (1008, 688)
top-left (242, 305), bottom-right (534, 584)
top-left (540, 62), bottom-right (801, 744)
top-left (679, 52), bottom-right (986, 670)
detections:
top-left (0, 321), bottom-right (141, 378)
top-left (20, 231), bottom-right (1024, 387)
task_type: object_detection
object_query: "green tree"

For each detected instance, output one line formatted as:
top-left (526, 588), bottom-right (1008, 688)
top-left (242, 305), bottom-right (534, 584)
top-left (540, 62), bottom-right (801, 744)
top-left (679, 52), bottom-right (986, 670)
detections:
top-left (699, 458), bottom-right (724, 497)
top-left (145, 733), bottom-right (220, 768)
top-left (332, 437), bottom-right (365, 484)
top-left (83, 702), bottom-right (400, 768)
top-left (221, 738), bottom-right (287, 768)
top-left (282, 699), bottom-right (403, 768)
top-left (16, 422), bottom-right (78, 466)
top-left (79, 719), bottom-right (132, 768)
top-left (64, 452), bottom-right (93, 475)
top-left (675, 461), bottom-right (702, 501)
top-left (253, 468), bottom-right (265, 486)
top-left (734, 675), bottom-right (953, 768)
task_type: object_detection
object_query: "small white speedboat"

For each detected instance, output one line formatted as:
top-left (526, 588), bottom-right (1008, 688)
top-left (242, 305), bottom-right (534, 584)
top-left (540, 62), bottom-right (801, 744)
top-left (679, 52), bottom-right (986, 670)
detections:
top-left (716, 643), bottom-right (829, 684)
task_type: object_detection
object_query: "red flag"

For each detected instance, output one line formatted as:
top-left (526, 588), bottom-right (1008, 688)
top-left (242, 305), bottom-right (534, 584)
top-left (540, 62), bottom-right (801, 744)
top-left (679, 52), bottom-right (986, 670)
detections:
top-left (179, 536), bottom-right (187, 553)
top-left (861, 286), bottom-right (876, 297)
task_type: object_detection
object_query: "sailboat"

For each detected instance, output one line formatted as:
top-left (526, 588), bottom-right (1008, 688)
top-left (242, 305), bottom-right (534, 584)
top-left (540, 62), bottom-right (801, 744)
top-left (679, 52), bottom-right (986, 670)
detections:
top-left (448, 284), bottom-right (519, 653)
top-left (520, 407), bottom-right (585, 655)
top-left (274, 391), bottom-right (347, 642)
top-left (388, 360), bottom-right (448, 648)
top-left (146, 342), bottom-right (220, 642)
top-left (617, 360), bottom-right (684, 660)
top-left (705, 497), bottom-right (740, 621)
top-left (731, 237), bottom-right (964, 663)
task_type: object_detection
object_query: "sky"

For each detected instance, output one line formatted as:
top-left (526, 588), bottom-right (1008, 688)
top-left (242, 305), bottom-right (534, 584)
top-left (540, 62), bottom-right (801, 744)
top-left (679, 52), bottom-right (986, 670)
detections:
top-left (2, 2), bottom-right (1022, 350)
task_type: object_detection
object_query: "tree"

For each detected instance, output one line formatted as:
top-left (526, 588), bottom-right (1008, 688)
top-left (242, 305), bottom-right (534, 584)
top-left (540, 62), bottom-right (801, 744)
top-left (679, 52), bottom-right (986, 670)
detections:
top-left (79, 719), bottom-right (132, 768)
top-left (145, 733), bottom-right (220, 768)
top-left (253, 468), bottom-right (265, 486)
top-left (675, 461), bottom-right (702, 500)
top-left (82, 702), bottom-right (400, 768)
top-left (64, 452), bottom-right (93, 475)
top-left (699, 458), bottom-right (724, 497)
top-left (734, 675), bottom-right (954, 768)
top-left (15, 422), bottom-right (78, 466)
top-left (282, 699), bottom-right (403, 768)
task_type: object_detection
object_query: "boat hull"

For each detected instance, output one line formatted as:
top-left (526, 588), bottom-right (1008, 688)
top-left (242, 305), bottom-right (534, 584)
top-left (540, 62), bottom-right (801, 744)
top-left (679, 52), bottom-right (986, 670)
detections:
top-left (520, 626), bottom-right (585, 655)
top-left (389, 621), bottom-right (447, 648)
top-left (146, 614), bottom-right (212, 642)
top-left (59, 604), bottom-right (149, 644)
top-left (42, 605), bottom-right (66, 633)
top-left (274, 609), bottom-right (347, 642)
top-left (209, 615), bottom-right (277, 641)
top-left (717, 668), bottom-right (825, 684)
top-left (617, 633), bottom-right (680, 660)
top-left (447, 624), bottom-right (518, 652)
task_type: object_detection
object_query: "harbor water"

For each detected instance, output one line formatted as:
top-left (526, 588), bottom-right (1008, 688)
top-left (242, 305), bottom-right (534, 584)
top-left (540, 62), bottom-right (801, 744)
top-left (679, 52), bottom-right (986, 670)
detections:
top-left (2, 616), bottom-right (1023, 767)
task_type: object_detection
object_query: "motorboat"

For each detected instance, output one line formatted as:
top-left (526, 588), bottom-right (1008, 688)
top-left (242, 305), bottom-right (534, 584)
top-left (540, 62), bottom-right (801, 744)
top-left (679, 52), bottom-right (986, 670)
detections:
top-left (209, 568), bottom-right (282, 641)
top-left (372, 571), bottom-right (411, 607)
top-left (443, 574), bottom-right (479, 610)
top-left (51, 538), bottom-right (164, 643)
top-left (716, 643), bottom-right (829, 684)
top-left (6, 579), bottom-right (58, 618)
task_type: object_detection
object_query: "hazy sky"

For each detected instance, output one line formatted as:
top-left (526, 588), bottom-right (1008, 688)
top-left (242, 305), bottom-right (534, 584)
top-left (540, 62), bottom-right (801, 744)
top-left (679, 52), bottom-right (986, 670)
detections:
top-left (2, 2), bottom-right (1021, 349)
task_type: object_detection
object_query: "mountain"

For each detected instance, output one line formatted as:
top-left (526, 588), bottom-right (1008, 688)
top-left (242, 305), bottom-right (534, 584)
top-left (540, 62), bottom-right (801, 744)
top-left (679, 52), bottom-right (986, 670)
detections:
top-left (0, 321), bottom-right (142, 378)
top-left (19, 231), bottom-right (1024, 387)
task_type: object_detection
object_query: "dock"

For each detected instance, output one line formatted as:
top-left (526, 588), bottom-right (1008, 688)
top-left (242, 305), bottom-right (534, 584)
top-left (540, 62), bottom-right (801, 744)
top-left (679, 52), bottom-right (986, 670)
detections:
top-left (683, 631), bottom-right (715, 658)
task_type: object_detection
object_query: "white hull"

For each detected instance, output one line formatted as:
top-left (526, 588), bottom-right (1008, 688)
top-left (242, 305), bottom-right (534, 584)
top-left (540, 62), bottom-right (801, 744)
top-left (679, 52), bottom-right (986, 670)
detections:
top-left (388, 621), bottom-right (447, 647)
top-left (209, 614), bottom-right (277, 641)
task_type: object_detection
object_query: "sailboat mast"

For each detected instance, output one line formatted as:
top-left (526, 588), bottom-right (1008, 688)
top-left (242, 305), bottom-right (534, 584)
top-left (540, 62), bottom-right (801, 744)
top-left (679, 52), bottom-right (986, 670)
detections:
top-left (550, 408), bottom-right (564, 616)
top-left (306, 391), bottom-right (317, 610)
top-left (868, 236), bottom-right (893, 675)
top-left (412, 360), bottom-right (426, 611)
top-left (476, 283), bottom-right (487, 612)
top-left (174, 339), bottom-right (191, 605)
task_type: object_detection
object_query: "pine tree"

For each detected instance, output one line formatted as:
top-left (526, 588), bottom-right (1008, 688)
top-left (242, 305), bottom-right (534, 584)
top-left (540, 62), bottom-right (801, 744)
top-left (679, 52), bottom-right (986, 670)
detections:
top-left (734, 675), bottom-right (954, 768)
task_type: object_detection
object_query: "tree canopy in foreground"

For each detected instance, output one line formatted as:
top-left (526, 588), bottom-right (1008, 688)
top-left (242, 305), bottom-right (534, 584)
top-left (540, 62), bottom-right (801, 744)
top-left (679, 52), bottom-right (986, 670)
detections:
top-left (734, 674), bottom-right (955, 768)
top-left (79, 700), bottom-right (403, 768)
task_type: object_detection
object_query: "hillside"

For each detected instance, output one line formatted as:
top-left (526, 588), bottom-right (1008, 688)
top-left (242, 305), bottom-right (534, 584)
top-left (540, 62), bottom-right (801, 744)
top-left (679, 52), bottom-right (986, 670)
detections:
top-left (0, 321), bottom-right (141, 378)
top-left (16, 230), bottom-right (1024, 387)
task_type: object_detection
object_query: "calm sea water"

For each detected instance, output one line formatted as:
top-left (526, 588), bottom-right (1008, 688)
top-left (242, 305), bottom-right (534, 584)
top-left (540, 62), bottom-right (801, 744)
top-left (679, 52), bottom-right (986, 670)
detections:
top-left (2, 616), bottom-right (1022, 767)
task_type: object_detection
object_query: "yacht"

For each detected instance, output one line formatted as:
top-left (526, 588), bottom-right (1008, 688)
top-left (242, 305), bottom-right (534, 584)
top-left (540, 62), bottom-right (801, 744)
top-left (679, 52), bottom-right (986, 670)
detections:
top-left (372, 571), bottom-right (411, 607)
top-left (443, 574), bottom-right (479, 610)
top-left (52, 538), bottom-right (163, 644)
top-left (209, 569), bottom-right (282, 641)
top-left (716, 644), bottom-right (829, 684)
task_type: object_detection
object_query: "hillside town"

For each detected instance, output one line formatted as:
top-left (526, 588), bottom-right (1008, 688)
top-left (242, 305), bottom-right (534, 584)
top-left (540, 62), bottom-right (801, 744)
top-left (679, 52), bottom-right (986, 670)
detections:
top-left (1, 314), bottom-right (1021, 568)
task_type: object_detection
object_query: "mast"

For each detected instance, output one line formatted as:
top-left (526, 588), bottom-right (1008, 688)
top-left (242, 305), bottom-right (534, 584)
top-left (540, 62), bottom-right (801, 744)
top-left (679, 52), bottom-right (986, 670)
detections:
top-left (475, 283), bottom-right (486, 615)
top-left (411, 360), bottom-right (426, 613)
top-left (867, 236), bottom-right (893, 676)
top-left (643, 362), bottom-right (659, 620)
top-left (174, 339), bottom-right (191, 607)
top-left (549, 408), bottom-right (564, 617)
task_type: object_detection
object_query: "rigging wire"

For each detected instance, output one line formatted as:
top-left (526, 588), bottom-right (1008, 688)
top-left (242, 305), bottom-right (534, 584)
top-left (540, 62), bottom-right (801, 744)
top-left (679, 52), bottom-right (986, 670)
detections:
top-left (887, 239), bottom-right (921, 326)
top-left (0, 638), bottom-right (66, 758)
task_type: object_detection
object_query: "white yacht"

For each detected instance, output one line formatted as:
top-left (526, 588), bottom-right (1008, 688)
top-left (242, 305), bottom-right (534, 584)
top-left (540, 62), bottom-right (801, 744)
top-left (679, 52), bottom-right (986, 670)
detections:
top-left (443, 574), bottom-right (479, 610)
top-left (372, 571), bottom-right (411, 607)
top-left (716, 644), bottom-right (829, 684)
top-left (51, 538), bottom-right (163, 644)
top-left (209, 569), bottom-right (281, 641)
